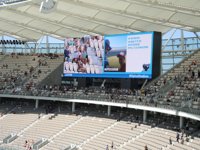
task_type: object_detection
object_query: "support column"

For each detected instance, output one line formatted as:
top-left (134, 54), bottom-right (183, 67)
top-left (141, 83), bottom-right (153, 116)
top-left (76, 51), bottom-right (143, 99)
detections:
top-left (107, 106), bottom-right (111, 117)
top-left (35, 99), bottom-right (39, 109)
top-left (46, 35), bottom-right (50, 53)
top-left (36, 36), bottom-right (44, 53)
top-left (143, 110), bottom-right (147, 123)
top-left (162, 29), bottom-right (177, 73)
top-left (180, 116), bottom-right (184, 129)
top-left (72, 102), bottom-right (76, 113)
top-left (181, 30), bottom-right (185, 51)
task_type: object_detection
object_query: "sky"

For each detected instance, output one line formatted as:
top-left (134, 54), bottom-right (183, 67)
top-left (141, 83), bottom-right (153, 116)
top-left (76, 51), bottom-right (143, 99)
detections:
top-left (105, 34), bottom-right (127, 48)
top-left (162, 29), bottom-right (200, 39)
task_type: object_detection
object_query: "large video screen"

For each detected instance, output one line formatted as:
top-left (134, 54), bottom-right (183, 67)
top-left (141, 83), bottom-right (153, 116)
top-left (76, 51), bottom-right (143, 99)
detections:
top-left (63, 32), bottom-right (161, 79)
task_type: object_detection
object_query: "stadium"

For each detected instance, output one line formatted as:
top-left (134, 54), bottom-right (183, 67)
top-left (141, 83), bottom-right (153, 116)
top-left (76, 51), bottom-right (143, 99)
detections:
top-left (0, 0), bottom-right (200, 150)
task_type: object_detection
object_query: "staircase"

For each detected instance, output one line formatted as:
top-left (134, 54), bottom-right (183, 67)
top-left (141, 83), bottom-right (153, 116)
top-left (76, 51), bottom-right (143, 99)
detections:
top-left (78, 121), bottom-right (119, 149)
top-left (46, 116), bottom-right (84, 144)
top-left (117, 127), bottom-right (153, 150)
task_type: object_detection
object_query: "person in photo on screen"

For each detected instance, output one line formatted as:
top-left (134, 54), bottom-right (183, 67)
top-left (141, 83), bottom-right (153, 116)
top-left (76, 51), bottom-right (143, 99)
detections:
top-left (117, 52), bottom-right (126, 72)
top-left (77, 57), bottom-right (87, 72)
top-left (105, 39), bottom-right (112, 54)
top-left (64, 36), bottom-right (103, 74)
top-left (104, 39), bottom-right (112, 68)
top-left (64, 45), bottom-right (70, 61)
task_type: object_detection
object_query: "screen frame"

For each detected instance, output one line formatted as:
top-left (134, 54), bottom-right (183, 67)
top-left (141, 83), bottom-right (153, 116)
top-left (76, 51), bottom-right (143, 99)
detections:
top-left (63, 31), bottom-right (161, 79)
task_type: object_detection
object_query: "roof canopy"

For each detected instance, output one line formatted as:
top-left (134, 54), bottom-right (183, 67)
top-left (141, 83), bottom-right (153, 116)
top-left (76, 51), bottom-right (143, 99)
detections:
top-left (0, 0), bottom-right (199, 41)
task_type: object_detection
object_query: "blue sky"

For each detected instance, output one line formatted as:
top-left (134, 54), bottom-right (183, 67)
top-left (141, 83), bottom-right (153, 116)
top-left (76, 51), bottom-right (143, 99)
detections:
top-left (163, 29), bottom-right (200, 39)
top-left (105, 34), bottom-right (127, 48)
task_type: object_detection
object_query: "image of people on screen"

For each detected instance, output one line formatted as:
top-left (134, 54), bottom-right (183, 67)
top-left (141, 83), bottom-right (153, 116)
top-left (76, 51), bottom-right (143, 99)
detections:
top-left (117, 52), bottom-right (126, 72)
top-left (104, 35), bottom-right (127, 72)
top-left (63, 36), bottom-right (104, 74)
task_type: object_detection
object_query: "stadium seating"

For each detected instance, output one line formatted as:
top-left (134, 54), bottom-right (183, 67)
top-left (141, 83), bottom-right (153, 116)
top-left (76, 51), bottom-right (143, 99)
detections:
top-left (0, 54), bottom-right (42, 91)
top-left (42, 116), bottom-right (115, 150)
top-left (0, 103), bottom-right (43, 142)
top-left (23, 56), bottom-right (63, 91)
top-left (0, 49), bottom-right (200, 150)
top-left (141, 49), bottom-right (200, 112)
top-left (0, 49), bottom-right (200, 116)
top-left (0, 98), bottom-right (199, 150)
top-left (11, 113), bottom-right (80, 149)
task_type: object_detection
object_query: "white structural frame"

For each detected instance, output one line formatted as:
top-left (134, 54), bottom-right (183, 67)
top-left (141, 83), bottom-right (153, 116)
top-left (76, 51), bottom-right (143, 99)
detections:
top-left (0, 0), bottom-right (199, 40)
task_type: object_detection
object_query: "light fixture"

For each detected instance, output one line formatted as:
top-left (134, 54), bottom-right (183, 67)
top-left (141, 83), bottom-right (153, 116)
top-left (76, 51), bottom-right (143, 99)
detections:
top-left (40, 0), bottom-right (57, 14)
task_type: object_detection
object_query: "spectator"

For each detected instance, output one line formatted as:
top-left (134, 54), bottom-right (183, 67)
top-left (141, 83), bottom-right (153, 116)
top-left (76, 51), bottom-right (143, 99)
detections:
top-left (29, 66), bottom-right (34, 74)
top-left (169, 137), bottom-right (172, 145)
top-left (186, 122), bottom-right (189, 131)
top-left (191, 71), bottom-right (195, 78)
top-left (181, 138), bottom-right (184, 144)
top-left (186, 136), bottom-right (189, 142)
top-left (176, 132), bottom-right (180, 142)
top-left (106, 145), bottom-right (109, 150)
top-left (38, 59), bottom-right (42, 66)
top-left (163, 79), bottom-right (166, 85)
top-left (24, 71), bottom-right (28, 76)
top-left (111, 141), bottom-right (114, 149)
top-left (38, 69), bottom-right (42, 74)
top-left (24, 140), bottom-right (28, 147)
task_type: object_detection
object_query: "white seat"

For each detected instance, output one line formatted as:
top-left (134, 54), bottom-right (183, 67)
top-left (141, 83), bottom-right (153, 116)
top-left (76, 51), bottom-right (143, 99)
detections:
top-left (96, 50), bottom-right (101, 58)
top-left (73, 63), bottom-right (78, 72)
top-left (90, 65), bottom-right (95, 74)
top-left (89, 39), bottom-right (94, 48)
top-left (86, 64), bottom-right (90, 73)
top-left (69, 63), bottom-right (74, 71)
top-left (64, 62), bottom-right (69, 71)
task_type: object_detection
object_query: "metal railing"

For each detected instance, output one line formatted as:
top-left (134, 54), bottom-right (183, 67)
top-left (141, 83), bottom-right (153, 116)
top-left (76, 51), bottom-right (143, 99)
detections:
top-left (1, 89), bottom-right (200, 116)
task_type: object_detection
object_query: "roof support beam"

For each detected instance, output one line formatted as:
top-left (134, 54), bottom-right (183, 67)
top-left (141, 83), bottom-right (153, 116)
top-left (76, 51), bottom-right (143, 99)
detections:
top-left (60, 0), bottom-right (171, 28)
top-left (194, 32), bottom-right (200, 41)
top-left (26, 2), bottom-right (139, 33)
top-left (162, 29), bottom-right (177, 50)
top-left (0, 29), bottom-right (33, 41)
top-left (124, 0), bottom-right (200, 16)
top-left (7, 8), bottom-right (104, 37)
top-left (0, 18), bottom-right (43, 40)
top-left (61, 0), bottom-right (198, 30)
top-left (30, 2), bottom-right (139, 33)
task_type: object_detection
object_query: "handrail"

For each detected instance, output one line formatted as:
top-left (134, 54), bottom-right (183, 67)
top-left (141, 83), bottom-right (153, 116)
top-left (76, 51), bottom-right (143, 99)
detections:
top-left (0, 90), bottom-right (200, 116)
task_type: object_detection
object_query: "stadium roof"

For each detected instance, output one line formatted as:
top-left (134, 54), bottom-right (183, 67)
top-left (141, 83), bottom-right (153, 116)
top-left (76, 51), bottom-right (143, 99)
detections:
top-left (0, 0), bottom-right (200, 41)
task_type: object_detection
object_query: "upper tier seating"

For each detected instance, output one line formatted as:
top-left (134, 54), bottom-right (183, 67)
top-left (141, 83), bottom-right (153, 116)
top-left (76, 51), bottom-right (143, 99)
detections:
top-left (0, 54), bottom-right (41, 90)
